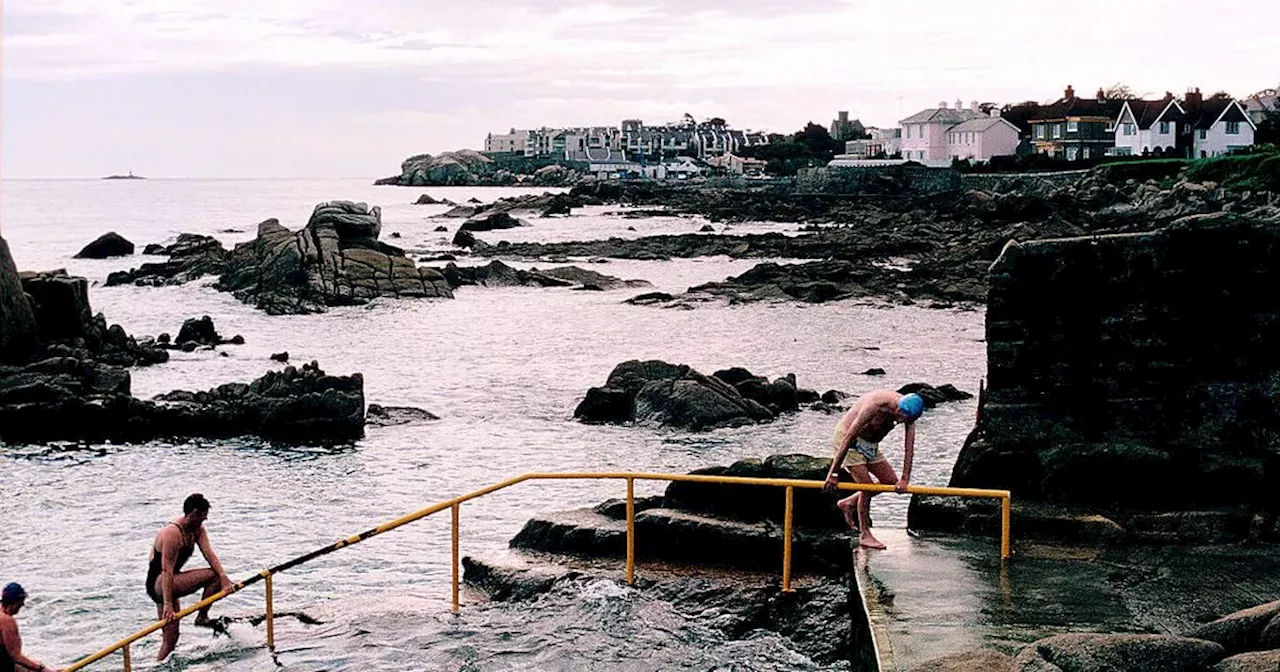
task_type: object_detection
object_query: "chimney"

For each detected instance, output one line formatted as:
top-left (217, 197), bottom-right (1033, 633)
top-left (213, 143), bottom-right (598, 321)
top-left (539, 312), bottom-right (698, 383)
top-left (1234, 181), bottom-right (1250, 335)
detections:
top-left (1096, 88), bottom-right (1106, 102)
top-left (955, 98), bottom-right (963, 110)
top-left (939, 101), bottom-right (948, 109)
top-left (971, 100), bottom-right (980, 111)
top-left (838, 111), bottom-right (849, 123)
top-left (1185, 87), bottom-right (1203, 107)
top-left (990, 107), bottom-right (1001, 118)
top-left (1064, 84), bottom-right (1076, 100)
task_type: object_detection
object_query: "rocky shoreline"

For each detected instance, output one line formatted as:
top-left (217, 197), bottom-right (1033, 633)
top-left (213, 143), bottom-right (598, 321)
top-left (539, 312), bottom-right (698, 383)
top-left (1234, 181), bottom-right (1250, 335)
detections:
top-left (1, 239), bottom-right (367, 444)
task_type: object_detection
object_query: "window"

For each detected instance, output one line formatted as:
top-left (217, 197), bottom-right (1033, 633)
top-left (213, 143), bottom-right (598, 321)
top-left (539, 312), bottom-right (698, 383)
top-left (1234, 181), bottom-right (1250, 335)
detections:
top-left (1052, 123), bottom-right (1063, 139)
top-left (906, 125), bottom-right (912, 139)
top-left (1226, 121), bottom-right (1241, 135)
top-left (1067, 120), bottom-right (1079, 132)
top-left (1199, 129), bottom-right (1207, 139)
top-left (1035, 125), bottom-right (1046, 139)
top-left (1066, 147), bottom-right (1079, 161)
top-left (1123, 123), bottom-right (1136, 136)
top-left (1159, 121), bottom-right (1170, 134)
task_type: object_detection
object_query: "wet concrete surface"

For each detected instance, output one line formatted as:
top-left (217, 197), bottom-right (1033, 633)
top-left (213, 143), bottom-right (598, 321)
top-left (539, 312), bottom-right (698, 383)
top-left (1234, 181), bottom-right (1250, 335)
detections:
top-left (856, 529), bottom-right (1280, 671)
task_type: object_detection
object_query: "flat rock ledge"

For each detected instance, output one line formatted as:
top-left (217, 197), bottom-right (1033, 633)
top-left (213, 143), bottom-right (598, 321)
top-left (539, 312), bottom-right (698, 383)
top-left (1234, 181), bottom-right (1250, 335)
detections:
top-left (462, 552), bottom-right (855, 666)
top-left (905, 598), bottom-right (1280, 671)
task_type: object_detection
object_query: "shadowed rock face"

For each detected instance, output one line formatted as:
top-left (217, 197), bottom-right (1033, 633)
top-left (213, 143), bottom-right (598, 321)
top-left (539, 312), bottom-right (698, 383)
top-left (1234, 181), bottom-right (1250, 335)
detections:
top-left (20, 270), bottom-right (168, 367)
top-left (0, 236), bottom-right (38, 364)
top-left (1, 359), bottom-right (364, 444)
top-left (215, 201), bottom-right (453, 315)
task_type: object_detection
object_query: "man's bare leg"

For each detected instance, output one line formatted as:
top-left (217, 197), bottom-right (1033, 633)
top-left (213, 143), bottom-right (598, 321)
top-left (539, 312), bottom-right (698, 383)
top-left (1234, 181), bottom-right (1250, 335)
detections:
top-left (858, 460), bottom-right (900, 550)
top-left (836, 492), bottom-right (861, 530)
top-left (157, 601), bottom-right (180, 661)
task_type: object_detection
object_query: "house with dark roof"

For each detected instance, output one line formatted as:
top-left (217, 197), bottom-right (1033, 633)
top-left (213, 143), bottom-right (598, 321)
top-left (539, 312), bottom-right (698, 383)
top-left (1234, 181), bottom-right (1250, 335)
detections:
top-left (1112, 95), bottom-right (1185, 157)
top-left (1028, 85), bottom-right (1126, 161)
top-left (1181, 89), bottom-right (1256, 158)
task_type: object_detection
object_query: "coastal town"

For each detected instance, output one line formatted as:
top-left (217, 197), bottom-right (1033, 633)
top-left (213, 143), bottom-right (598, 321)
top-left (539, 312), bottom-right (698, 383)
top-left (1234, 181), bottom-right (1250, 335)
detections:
top-left (476, 83), bottom-right (1278, 180)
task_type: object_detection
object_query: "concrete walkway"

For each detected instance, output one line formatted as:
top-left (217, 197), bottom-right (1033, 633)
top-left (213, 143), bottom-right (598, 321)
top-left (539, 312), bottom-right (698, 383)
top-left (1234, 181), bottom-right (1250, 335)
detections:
top-left (856, 529), bottom-right (1280, 671)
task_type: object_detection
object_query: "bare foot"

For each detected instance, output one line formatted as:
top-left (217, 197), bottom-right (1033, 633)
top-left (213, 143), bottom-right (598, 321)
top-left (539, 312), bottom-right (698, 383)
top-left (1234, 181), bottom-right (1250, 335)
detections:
top-left (859, 532), bottom-right (887, 550)
top-left (836, 494), bottom-right (861, 530)
top-left (194, 614), bottom-right (210, 627)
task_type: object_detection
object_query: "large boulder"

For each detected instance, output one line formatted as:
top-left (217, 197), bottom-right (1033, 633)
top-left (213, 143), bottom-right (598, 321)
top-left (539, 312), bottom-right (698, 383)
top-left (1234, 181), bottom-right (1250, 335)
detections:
top-left (1012, 633), bottom-right (1224, 672)
top-left (74, 232), bottom-right (135, 259)
top-left (215, 202), bottom-right (453, 314)
top-left (458, 212), bottom-right (524, 232)
top-left (0, 236), bottom-right (39, 364)
top-left (1186, 600), bottom-right (1280, 656)
top-left (575, 361), bottom-right (829, 430)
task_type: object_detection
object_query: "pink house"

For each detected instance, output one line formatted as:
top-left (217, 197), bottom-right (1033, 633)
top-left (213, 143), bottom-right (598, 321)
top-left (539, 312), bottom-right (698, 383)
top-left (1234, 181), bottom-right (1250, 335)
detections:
top-left (944, 117), bottom-right (1021, 163)
top-left (899, 101), bottom-right (1019, 166)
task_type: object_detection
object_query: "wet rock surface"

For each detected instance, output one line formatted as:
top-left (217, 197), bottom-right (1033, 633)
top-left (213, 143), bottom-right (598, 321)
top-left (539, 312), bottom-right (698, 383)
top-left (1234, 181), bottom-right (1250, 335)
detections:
top-left (74, 231), bottom-right (135, 259)
top-left (461, 554), bottom-right (856, 666)
top-left (1010, 634), bottom-right (1224, 672)
top-left (365, 404), bottom-right (439, 427)
top-left (431, 260), bottom-right (651, 292)
top-left (574, 360), bottom-right (829, 431)
top-left (476, 165), bottom-right (1280, 308)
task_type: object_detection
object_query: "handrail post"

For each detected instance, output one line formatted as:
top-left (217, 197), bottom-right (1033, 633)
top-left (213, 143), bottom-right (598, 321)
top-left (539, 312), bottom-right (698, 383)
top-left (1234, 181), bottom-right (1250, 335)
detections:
top-left (264, 572), bottom-right (275, 650)
top-left (1001, 494), bottom-right (1012, 560)
top-left (122, 643), bottom-right (131, 672)
top-left (626, 477), bottom-right (635, 586)
top-left (782, 486), bottom-right (794, 593)
top-left (452, 503), bottom-right (461, 613)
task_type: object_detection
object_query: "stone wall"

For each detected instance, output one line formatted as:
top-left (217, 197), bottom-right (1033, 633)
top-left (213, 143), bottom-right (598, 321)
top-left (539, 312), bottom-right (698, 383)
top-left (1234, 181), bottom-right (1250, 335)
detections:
top-left (960, 169), bottom-right (1089, 194)
top-left (0, 236), bottom-right (39, 363)
top-left (949, 214), bottom-right (1280, 509)
top-left (796, 165), bottom-right (961, 195)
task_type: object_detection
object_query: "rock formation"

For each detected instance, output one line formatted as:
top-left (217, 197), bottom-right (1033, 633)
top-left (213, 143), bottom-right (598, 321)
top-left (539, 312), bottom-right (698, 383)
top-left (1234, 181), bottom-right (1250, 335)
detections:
top-left (74, 232), bottom-right (135, 259)
top-left (574, 360), bottom-right (827, 430)
top-left (0, 238), bottom-right (365, 445)
top-left (213, 201), bottom-right (453, 314)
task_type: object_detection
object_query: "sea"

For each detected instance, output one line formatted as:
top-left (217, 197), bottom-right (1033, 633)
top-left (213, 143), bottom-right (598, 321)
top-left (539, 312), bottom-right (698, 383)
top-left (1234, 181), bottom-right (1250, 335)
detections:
top-left (0, 178), bottom-right (985, 670)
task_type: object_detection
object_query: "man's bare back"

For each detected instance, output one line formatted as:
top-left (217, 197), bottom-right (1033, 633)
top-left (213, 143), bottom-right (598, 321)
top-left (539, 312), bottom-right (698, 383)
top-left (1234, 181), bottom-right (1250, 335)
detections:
top-left (834, 389), bottom-right (903, 444)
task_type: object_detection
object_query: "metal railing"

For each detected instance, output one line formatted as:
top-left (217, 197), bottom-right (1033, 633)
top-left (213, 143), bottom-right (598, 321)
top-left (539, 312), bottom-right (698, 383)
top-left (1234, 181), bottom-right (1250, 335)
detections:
top-left (63, 472), bottom-right (1012, 671)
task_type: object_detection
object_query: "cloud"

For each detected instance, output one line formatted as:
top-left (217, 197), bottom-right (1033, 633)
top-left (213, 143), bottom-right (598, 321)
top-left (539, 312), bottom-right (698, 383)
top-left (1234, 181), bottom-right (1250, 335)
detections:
top-left (3, 0), bottom-right (1279, 177)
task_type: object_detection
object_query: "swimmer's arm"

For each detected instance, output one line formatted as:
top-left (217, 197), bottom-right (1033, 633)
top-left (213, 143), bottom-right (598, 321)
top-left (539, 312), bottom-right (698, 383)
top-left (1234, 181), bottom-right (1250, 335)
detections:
top-left (197, 527), bottom-right (233, 591)
top-left (896, 422), bottom-right (916, 494)
top-left (160, 529), bottom-right (179, 610)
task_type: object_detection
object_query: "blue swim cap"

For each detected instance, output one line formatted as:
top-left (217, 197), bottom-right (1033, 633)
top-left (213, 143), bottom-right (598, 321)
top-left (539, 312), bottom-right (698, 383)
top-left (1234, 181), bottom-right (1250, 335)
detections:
top-left (2, 582), bottom-right (25, 604)
top-left (898, 393), bottom-right (924, 420)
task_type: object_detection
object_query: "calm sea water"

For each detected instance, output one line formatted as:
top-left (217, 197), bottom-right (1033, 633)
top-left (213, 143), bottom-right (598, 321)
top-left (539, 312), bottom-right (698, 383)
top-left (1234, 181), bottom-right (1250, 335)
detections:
top-left (0, 179), bottom-right (985, 670)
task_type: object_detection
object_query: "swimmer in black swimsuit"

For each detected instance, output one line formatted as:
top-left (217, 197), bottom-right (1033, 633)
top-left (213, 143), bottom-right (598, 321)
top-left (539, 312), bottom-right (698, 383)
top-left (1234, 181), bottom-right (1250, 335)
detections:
top-left (1, 582), bottom-right (61, 672)
top-left (148, 493), bottom-right (234, 661)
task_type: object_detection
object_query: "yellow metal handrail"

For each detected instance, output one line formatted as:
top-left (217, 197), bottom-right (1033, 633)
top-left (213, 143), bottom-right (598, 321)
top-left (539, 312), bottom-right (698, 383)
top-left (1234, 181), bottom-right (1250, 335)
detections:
top-left (63, 472), bottom-right (1012, 671)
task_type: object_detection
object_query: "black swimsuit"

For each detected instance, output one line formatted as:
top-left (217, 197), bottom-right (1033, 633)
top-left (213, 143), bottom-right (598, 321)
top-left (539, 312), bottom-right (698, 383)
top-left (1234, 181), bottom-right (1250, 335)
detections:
top-left (1, 638), bottom-right (14, 672)
top-left (145, 523), bottom-right (195, 604)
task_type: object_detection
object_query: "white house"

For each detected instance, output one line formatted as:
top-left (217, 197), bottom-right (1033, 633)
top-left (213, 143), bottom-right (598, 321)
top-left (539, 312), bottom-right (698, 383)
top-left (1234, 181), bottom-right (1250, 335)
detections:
top-left (899, 100), bottom-right (1017, 166)
top-left (1112, 98), bottom-right (1184, 157)
top-left (1183, 90), bottom-right (1257, 158)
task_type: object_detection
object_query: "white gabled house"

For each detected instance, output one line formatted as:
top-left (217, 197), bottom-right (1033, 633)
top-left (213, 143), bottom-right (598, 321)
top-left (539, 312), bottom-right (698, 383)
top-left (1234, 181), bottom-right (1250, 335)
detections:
top-left (1182, 89), bottom-right (1256, 158)
top-left (1112, 97), bottom-right (1184, 157)
top-left (1110, 88), bottom-right (1257, 159)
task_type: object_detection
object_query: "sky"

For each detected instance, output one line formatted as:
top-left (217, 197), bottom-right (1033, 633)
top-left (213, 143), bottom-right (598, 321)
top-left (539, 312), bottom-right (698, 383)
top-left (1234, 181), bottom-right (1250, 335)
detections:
top-left (2, 0), bottom-right (1278, 178)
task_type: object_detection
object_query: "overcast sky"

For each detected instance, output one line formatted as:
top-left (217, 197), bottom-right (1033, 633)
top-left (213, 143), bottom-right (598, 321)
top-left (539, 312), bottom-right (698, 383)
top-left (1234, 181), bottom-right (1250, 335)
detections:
top-left (3, 0), bottom-right (1278, 178)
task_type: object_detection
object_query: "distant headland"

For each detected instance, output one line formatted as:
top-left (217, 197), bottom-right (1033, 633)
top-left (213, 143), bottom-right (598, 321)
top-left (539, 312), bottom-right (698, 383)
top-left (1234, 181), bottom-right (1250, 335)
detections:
top-left (102, 171), bottom-right (145, 180)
